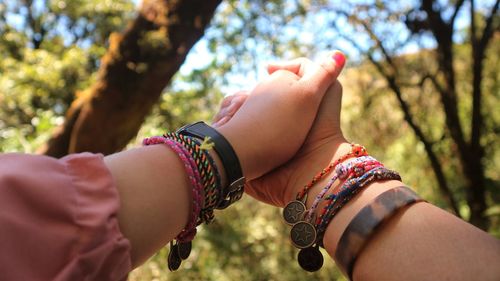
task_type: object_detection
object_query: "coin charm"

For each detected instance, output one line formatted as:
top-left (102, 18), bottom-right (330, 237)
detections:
top-left (283, 200), bottom-right (306, 225)
top-left (290, 221), bottom-right (316, 248)
top-left (177, 241), bottom-right (192, 260)
top-left (168, 242), bottom-right (182, 271)
top-left (298, 246), bottom-right (324, 272)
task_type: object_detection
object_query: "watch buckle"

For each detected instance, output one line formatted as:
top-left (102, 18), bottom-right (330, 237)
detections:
top-left (228, 177), bottom-right (246, 193)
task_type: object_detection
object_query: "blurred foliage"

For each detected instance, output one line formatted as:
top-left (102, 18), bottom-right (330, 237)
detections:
top-left (0, 0), bottom-right (498, 280)
top-left (0, 0), bottom-right (135, 152)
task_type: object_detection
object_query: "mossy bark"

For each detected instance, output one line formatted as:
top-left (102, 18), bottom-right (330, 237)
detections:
top-left (39, 0), bottom-right (222, 157)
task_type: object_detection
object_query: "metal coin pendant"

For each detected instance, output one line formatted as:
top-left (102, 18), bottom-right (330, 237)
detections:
top-left (290, 221), bottom-right (317, 249)
top-left (298, 246), bottom-right (324, 272)
top-left (283, 200), bottom-right (306, 225)
top-left (177, 241), bottom-right (192, 260)
top-left (168, 244), bottom-right (182, 271)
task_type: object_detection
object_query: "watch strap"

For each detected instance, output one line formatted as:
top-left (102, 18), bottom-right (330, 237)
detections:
top-left (177, 121), bottom-right (245, 209)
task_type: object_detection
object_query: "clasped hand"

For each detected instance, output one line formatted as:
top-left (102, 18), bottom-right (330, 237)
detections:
top-left (214, 51), bottom-right (348, 207)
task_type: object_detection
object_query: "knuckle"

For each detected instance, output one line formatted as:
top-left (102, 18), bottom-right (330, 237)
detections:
top-left (220, 95), bottom-right (235, 107)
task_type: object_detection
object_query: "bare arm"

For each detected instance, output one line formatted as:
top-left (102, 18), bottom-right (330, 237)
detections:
top-left (235, 55), bottom-right (500, 281)
top-left (104, 145), bottom-right (195, 267)
top-left (302, 142), bottom-right (500, 281)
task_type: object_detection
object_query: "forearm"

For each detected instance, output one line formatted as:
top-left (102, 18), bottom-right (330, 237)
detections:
top-left (293, 142), bottom-right (500, 280)
top-left (104, 135), bottom-right (229, 268)
top-left (351, 200), bottom-right (500, 281)
top-left (104, 145), bottom-right (192, 267)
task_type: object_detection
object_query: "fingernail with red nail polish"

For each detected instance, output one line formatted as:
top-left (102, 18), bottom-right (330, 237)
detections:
top-left (332, 51), bottom-right (346, 68)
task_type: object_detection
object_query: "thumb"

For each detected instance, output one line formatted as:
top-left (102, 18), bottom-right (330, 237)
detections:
top-left (301, 50), bottom-right (346, 94)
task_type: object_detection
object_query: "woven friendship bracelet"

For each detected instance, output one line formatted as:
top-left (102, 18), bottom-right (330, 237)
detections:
top-left (167, 140), bottom-right (204, 241)
top-left (164, 133), bottom-right (219, 223)
top-left (283, 144), bottom-right (369, 227)
top-left (188, 136), bottom-right (223, 209)
top-left (317, 167), bottom-right (396, 227)
top-left (335, 186), bottom-right (424, 280)
top-left (296, 144), bottom-right (368, 200)
top-left (305, 157), bottom-right (382, 221)
top-left (315, 168), bottom-right (402, 244)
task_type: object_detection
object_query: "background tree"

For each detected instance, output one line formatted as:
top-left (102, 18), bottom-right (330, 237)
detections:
top-left (1, 0), bottom-right (498, 280)
top-left (328, 0), bottom-right (499, 229)
top-left (195, 0), bottom-right (500, 230)
top-left (39, 0), bottom-right (222, 157)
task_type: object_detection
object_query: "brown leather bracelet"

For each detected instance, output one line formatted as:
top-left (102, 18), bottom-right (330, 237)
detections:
top-left (334, 186), bottom-right (425, 280)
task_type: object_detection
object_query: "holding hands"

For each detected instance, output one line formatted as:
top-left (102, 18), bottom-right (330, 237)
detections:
top-left (214, 51), bottom-right (348, 206)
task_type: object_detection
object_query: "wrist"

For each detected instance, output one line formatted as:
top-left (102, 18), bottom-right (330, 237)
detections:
top-left (304, 148), bottom-right (405, 253)
top-left (216, 123), bottom-right (255, 179)
top-left (176, 122), bottom-right (244, 209)
top-left (287, 140), bottom-right (402, 253)
top-left (285, 138), bottom-right (351, 203)
top-left (321, 180), bottom-right (403, 254)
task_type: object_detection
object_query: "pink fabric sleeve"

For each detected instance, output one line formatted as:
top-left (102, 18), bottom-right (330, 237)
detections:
top-left (0, 153), bottom-right (131, 281)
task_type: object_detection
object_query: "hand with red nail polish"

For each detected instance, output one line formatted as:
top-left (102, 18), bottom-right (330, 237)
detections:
top-left (215, 51), bottom-right (345, 183)
top-left (213, 51), bottom-right (347, 206)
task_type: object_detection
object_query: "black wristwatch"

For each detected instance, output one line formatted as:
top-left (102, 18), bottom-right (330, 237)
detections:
top-left (177, 121), bottom-right (246, 209)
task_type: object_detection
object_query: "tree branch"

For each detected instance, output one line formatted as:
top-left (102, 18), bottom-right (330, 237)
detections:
top-left (480, 0), bottom-right (500, 48)
top-left (421, 0), bottom-right (469, 159)
top-left (471, 0), bottom-right (477, 43)
top-left (334, 22), bottom-right (461, 215)
top-left (470, 0), bottom-right (499, 154)
top-left (350, 14), bottom-right (397, 75)
top-left (373, 58), bottom-right (461, 216)
top-left (40, 0), bottom-right (223, 156)
top-left (450, 0), bottom-right (466, 26)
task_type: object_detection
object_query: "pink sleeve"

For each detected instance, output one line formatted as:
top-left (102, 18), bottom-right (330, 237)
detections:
top-left (0, 153), bottom-right (131, 281)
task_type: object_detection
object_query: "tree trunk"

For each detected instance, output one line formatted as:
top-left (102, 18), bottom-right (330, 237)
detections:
top-left (38, 0), bottom-right (222, 157)
top-left (420, 0), bottom-right (491, 230)
top-left (462, 155), bottom-right (488, 229)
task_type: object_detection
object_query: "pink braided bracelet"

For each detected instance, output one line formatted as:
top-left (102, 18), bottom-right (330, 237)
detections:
top-left (143, 136), bottom-right (204, 242)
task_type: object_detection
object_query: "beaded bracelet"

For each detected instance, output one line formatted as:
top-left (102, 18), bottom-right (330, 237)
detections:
top-left (291, 159), bottom-right (382, 253)
top-left (296, 144), bottom-right (368, 200)
top-left (305, 157), bottom-right (381, 222)
top-left (292, 167), bottom-right (401, 273)
top-left (316, 167), bottom-right (401, 234)
top-left (282, 146), bottom-right (374, 273)
top-left (335, 186), bottom-right (424, 280)
top-left (283, 144), bottom-right (368, 226)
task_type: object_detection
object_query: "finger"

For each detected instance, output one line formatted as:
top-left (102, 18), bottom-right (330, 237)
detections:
top-left (226, 94), bottom-right (248, 116)
top-left (266, 57), bottom-right (321, 78)
top-left (212, 91), bottom-right (249, 124)
top-left (301, 50), bottom-right (346, 95)
top-left (213, 115), bottom-right (230, 128)
top-left (318, 81), bottom-right (343, 126)
top-left (267, 58), bottom-right (304, 75)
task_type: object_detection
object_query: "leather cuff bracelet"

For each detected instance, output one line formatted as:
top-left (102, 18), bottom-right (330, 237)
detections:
top-left (177, 121), bottom-right (246, 209)
top-left (334, 186), bottom-right (424, 280)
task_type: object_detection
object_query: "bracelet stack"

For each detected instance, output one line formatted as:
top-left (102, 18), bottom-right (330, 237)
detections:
top-left (282, 144), bottom-right (422, 277)
top-left (143, 122), bottom-right (245, 271)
